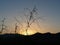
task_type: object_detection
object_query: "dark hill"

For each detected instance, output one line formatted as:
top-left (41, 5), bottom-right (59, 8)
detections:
top-left (0, 33), bottom-right (60, 45)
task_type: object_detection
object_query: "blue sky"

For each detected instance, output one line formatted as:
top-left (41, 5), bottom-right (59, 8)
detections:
top-left (0, 0), bottom-right (60, 33)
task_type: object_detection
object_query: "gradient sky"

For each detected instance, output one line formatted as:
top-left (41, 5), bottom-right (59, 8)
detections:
top-left (0, 0), bottom-right (60, 34)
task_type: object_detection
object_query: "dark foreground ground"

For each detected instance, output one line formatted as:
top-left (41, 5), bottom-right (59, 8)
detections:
top-left (0, 33), bottom-right (60, 45)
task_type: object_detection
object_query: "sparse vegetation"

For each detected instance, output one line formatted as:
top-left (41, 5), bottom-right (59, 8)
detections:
top-left (0, 18), bottom-right (7, 33)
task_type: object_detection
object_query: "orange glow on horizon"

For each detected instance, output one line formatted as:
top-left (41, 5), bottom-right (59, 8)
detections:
top-left (18, 28), bottom-right (37, 35)
top-left (17, 22), bottom-right (41, 35)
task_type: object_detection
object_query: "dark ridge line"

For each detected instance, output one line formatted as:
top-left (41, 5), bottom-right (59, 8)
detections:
top-left (0, 32), bottom-right (60, 36)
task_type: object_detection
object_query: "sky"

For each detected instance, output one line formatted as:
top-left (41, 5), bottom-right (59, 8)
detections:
top-left (0, 0), bottom-right (60, 34)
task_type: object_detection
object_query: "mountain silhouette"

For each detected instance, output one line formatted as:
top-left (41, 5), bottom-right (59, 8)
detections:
top-left (0, 32), bottom-right (60, 45)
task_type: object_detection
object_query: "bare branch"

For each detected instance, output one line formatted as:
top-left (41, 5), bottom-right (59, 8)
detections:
top-left (0, 17), bottom-right (7, 33)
